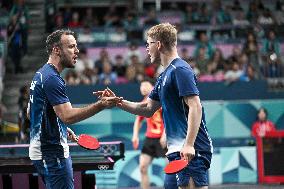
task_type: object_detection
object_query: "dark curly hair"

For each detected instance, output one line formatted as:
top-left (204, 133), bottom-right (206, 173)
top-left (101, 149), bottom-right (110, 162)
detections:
top-left (46, 29), bottom-right (77, 55)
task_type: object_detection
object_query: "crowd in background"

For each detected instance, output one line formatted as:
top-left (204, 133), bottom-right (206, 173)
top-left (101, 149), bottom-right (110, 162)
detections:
top-left (42, 0), bottom-right (284, 86)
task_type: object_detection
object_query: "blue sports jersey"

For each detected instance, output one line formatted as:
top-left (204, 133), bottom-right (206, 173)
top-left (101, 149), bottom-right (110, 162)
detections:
top-left (29, 63), bottom-right (70, 160)
top-left (149, 58), bottom-right (213, 154)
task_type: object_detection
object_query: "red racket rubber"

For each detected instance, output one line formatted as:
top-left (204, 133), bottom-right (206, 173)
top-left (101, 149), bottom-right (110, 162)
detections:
top-left (77, 134), bottom-right (100, 150)
top-left (164, 159), bottom-right (188, 174)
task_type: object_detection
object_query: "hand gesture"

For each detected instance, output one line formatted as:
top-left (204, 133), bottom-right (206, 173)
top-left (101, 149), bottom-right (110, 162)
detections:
top-left (98, 96), bottom-right (123, 109)
top-left (94, 88), bottom-right (123, 107)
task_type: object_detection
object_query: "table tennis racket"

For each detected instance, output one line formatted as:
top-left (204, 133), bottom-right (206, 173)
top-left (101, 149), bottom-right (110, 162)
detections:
top-left (164, 159), bottom-right (189, 174)
top-left (77, 134), bottom-right (100, 150)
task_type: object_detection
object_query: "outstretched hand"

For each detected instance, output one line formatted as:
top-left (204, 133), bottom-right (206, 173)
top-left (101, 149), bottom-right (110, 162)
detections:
top-left (93, 88), bottom-right (123, 107)
top-left (99, 96), bottom-right (123, 109)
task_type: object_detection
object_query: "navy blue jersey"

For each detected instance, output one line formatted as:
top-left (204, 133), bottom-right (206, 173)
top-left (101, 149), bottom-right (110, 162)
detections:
top-left (149, 58), bottom-right (213, 154)
top-left (29, 64), bottom-right (70, 160)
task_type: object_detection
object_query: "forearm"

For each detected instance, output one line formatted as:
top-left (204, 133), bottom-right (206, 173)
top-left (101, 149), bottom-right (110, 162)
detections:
top-left (65, 102), bottom-right (104, 124)
top-left (185, 104), bottom-right (202, 146)
top-left (120, 100), bottom-right (154, 117)
top-left (133, 118), bottom-right (142, 138)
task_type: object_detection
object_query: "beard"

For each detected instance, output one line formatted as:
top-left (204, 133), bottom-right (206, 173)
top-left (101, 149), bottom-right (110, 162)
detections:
top-left (60, 51), bottom-right (75, 69)
top-left (151, 51), bottom-right (161, 65)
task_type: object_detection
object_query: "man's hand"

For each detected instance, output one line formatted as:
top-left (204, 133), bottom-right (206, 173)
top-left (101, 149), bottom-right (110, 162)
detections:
top-left (132, 135), bottom-right (139, 150)
top-left (180, 143), bottom-right (195, 162)
top-left (67, 127), bottom-right (78, 142)
top-left (159, 131), bottom-right (167, 149)
top-left (94, 88), bottom-right (123, 107)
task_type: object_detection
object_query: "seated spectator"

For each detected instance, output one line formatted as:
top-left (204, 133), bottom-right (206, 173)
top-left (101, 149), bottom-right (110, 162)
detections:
top-left (261, 55), bottom-right (283, 78)
top-left (67, 12), bottom-right (82, 28)
top-left (233, 11), bottom-right (250, 26)
top-left (113, 55), bottom-right (127, 84)
top-left (195, 3), bottom-right (211, 24)
top-left (126, 42), bottom-right (143, 65)
top-left (239, 64), bottom-right (257, 81)
top-left (94, 48), bottom-right (112, 74)
top-left (123, 11), bottom-right (139, 31)
top-left (82, 8), bottom-right (99, 28)
top-left (182, 3), bottom-right (197, 25)
top-left (98, 62), bottom-right (117, 85)
top-left (224, 61), bottom-right (243, 83)
top-left (45, 0), bottom-right (56, 33)
top-left (246, 2), bottom-right (260, 24)
top-left (75, 48), bottom-right (94, 74)
top-left (143, 9), bottom-right (160, 27)
top-left (251, 107), bottom-right (276, 137)
top-left (257, 8), bottom-right (275, 25)
top-left (231, 0), bottom-right (243, 11)
top-left (261, 30), bottom-right (280, 57)
top-left (194, 32), bottom-right (214, 60)
top-left (80, 68), bottom-right (97, 85)
top-left (65, 70), bottom-right (80, 85)
top-left (195, 47), bottom-right (210, 75)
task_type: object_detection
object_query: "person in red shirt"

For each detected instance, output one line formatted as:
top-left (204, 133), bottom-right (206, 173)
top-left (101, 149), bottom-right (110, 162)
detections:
top-left (251, 107), bottom-right (276, 137)
top-left (132, 80), bottom-right (166, 189)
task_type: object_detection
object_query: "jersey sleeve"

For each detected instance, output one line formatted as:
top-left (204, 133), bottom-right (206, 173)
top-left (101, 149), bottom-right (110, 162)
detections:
top-left (149, 80), bottom-right (160, 101)
top-left (43, 75), bottom-right (70, 106)
top-left (174, 66), bottom-right (199, 97)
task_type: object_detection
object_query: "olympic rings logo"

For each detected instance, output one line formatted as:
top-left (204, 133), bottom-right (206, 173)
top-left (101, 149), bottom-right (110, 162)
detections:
top-left (99, 144), bottom-right (118, 154)
top-left (98, 164), bottom-right (109, 170)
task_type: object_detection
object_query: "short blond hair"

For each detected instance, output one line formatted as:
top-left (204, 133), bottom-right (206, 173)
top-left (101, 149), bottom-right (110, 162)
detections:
top-left (146, 23), bottom-right (177, 50)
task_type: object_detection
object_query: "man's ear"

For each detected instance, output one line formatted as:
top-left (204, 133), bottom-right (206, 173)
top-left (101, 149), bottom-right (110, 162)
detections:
top-left (53, 46), bottom-right (61, 56)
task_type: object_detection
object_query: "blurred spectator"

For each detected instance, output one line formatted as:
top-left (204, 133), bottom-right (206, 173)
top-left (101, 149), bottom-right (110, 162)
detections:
top-left (257, 8), bottom-right (275, 25)
top-left (231, 0), bottom-right (243, 11)
top-left (54, 12), bottom-right (64, 30)
top-left (242, 32), bottom-right (260, 75)
top-left (251, 107), bottom-right (276, 137)
top-left (94, 48), bottom-right (112, 74)
top-left (224, 60), bottom-right (243, 83)
top-left (123, 11), bottom-right (139, 31)
top-left (143, 9), bottom-right (160, 27)
top-left (194, 32), bottom-right (214, 60)
top-left (98, 62), bottom-right (117, 85)
top-left (80, 68), bottom-right (97, 85)
top-left (104, 4), bottom-right (123, 28)
top-left (65, 70), bottom-right (80, 85)
top-left (45, 0), bottom-right (56, 33)
top-left (82, 8), bottom-right (99, 28)
top-left (180, 47), bottom-right (190, 63)
top-left (9, 0), bottom-right (30, 56)
top-left (113, 55), bottom-right (127, 84)
top-left (7, 15), bottom-right (24, 73)
top-left (183, 3), bottom-right (197, 25)
top-left (246, 2), bottom-right (259, 24)
top-left (195, 47), bottom-right (210, 75)
top-left (75, 48), bottom-right (94, 74)
top-left (233, 11), bottom-right (250, 26)
top-left (63, 5), bottom-right (72, 27)
top-left (239, 64), bottom-right (257, 81)
top-left (261, 30), bottom-right (280, 57)
top-left (67, 12), bottom-right (82, 28)
top-left (195, 3), bottom-right (211, 24)
top-left (126, 41), bottom-right (143, 65)
top-left (18, 85), bottom-right (30, 143)
top-left (212, 0), bottom-right (232, 25)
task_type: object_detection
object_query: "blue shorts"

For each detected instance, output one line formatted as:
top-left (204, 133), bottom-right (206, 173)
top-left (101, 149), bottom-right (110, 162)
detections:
top-left (164, 151), bottom-right (211, 189)
top-left (32, 155), bottom-right (74, 189)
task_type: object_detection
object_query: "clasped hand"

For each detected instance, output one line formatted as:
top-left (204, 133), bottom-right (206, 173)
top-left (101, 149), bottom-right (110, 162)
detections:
top-left (94, 88), bottom-right (123, 108)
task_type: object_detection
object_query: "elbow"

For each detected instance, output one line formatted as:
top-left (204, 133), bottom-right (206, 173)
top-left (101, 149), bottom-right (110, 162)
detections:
top-left (144, 110), bottom-right (155, 118)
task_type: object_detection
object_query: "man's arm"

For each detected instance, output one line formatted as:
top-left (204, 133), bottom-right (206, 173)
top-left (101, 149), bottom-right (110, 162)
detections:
top-left (132, 116), bottom-right (143, 149)
top-left (53, 96), bottom-right (122, 125)
top-left (94, 88), bottom-right (161, 117)
top-left (120, 98), bottom-right (161, 117)
top-left (180, 95), bottom-right (202, 161)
